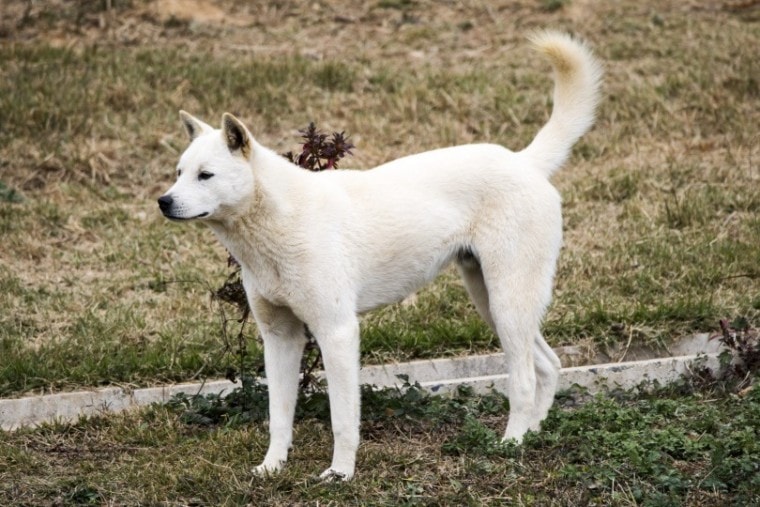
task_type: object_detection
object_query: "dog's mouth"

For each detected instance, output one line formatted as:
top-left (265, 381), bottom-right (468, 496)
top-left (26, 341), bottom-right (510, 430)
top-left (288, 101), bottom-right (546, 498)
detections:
top-left (158, 195), bottom-right (210, 221)
top-left (163, 211), bottom-right (209, 221)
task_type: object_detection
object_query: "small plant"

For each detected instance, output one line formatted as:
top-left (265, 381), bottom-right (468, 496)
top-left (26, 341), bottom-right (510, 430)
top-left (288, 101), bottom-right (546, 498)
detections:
top-left (168, 372), bottom-right (513, 441)
top-left (715, 317), bottom-right (760, 384)
top-left (441, 414), bottom-right (505, 457)
top-left (683, 317), bottom-right (759, 393)
top-left (282, 123), bottom-right (354, 171)
top-left (168, 375), bottom-right (270, 426)
top-left (0, 181), bottom-right (23, 203)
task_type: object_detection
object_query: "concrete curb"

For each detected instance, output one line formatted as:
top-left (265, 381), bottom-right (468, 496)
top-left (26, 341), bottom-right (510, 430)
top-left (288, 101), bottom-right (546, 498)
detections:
top-left (0, 351), bottom-right (722, 431)
top-left (406, 353), bottom-right (722, 396)
top-left (0, 380), bottom-right (237, 431)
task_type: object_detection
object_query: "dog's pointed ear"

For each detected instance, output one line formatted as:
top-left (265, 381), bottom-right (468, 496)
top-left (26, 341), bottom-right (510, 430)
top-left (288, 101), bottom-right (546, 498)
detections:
top-left (222, 113), bottom-right (252, 159)
top-left (179, 110), bottom-right (212, 141)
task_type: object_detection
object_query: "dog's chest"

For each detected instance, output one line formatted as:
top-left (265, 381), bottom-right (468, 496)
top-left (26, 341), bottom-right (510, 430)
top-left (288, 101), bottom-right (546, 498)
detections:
top-left (213, 229), bottom-right (296, 306)
top-left (239, 261), bottom-right (289, 307)
top-left (237, 246), bottom-right (294, 306)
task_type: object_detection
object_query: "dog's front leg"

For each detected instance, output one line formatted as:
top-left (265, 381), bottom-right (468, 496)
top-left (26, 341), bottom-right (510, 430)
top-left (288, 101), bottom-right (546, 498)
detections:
top-left (311, 317), bottom-right (361, 481)
top-left (250, 299), bottom-right (307, 477)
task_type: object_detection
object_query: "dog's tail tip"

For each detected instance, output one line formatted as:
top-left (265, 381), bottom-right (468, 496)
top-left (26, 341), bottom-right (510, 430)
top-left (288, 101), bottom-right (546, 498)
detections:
top-left (522, 31), bottom-right (603, 178)
top-left (528, 31), bottom-right (599, 76)
top-left (531, 31), bottom-right (604, 90)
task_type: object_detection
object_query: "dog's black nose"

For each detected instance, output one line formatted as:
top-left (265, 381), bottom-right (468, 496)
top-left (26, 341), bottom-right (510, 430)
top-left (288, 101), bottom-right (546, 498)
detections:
top-left (157, 195), bottom-right (173, 213)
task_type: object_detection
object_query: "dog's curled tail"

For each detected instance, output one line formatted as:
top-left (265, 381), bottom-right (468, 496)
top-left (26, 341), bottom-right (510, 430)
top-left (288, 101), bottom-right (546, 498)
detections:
top-left (521, 31), bottom-right (603, 178)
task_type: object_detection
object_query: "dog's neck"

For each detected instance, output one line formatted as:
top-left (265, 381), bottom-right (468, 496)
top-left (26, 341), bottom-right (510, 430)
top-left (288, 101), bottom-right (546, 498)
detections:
top-left (207, 144), bottom-right (310, 273)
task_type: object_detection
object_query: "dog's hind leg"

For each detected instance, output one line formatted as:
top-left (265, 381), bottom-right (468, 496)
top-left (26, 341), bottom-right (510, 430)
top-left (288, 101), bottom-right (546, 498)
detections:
top-left (478, 250), bottom-right (557, 442)
top-left (250, 297), bottom-right (308, 476)
top-left (457, 255), bottom-right (496, 331)
top-left (531, 332), bottom-right (561, 430)
top-left (459, 254), bottom-right (559, 433)
top-left (489, 308), bottom-right (537, 442)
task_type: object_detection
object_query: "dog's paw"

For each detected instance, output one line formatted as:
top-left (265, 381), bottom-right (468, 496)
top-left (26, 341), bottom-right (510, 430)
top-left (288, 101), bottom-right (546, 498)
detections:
top-left (252, 459), bottom-right (285, 478)
top-left (318, 467), bottom-right (353, 482)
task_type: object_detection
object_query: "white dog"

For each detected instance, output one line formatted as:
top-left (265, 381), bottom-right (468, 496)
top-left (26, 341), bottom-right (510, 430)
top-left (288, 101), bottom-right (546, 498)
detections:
top-left (158, 31), bottom-right (602, 481)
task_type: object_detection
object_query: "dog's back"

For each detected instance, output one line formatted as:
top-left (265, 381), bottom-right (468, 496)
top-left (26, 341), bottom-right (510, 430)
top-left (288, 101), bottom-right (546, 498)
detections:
top-left (314, 33), bottom-right (602, 314)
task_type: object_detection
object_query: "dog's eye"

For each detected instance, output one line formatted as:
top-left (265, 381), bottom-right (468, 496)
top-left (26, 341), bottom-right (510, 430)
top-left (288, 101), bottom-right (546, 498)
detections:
top-left (176, 169), bottom-right (182, 177)
top-left (198, 171), bottom-right (214, 181)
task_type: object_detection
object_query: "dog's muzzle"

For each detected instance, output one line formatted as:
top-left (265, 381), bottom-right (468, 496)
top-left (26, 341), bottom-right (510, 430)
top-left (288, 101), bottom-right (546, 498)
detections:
top-left (157, 195), bottom-right (209, 220)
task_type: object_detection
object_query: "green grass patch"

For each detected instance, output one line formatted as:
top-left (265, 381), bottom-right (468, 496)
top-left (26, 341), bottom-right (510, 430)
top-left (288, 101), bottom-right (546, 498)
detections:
top-left (0, 182), bottom-right (23, 203)
top-left (1, 366), bottom-right (758, 505)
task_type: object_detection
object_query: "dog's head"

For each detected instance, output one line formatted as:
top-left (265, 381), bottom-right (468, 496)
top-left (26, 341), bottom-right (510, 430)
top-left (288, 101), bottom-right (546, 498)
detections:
top-left (158, 111), bottom-right (255, 222)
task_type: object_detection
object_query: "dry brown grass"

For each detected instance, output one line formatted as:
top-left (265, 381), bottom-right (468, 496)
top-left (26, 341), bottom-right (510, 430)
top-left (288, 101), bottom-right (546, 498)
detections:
top-left (0, 0), bottom-right (758, 395)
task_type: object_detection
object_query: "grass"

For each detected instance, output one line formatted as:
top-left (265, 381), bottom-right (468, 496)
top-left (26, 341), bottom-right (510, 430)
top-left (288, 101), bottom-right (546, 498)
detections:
top-left (1, 1), bottom-right (759, 499)
top-left (1, 364), bottom-right (758, 505)
top-left (0, 0), bottom-right (758, 399)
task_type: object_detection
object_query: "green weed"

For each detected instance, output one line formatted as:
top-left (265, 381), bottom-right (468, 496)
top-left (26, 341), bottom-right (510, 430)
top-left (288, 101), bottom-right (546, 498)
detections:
top-left (2, 364), bottom-right (758, 505)
top-left (0, 182), bottom-right (23, 203)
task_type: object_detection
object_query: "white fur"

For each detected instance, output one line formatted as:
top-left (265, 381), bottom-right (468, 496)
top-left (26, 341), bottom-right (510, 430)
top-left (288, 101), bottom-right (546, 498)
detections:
top-left (158, 31), bottom-right (602, 481)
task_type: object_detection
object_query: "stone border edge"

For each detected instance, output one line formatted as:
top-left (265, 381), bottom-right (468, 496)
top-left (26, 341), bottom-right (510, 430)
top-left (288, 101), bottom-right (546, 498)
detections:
top-left (0, 352), bottom-right (721, 431)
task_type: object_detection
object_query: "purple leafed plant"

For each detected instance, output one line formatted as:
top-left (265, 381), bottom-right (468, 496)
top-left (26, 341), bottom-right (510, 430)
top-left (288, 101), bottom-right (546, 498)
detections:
top-left (282, 122), bottom-right (354, 171)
